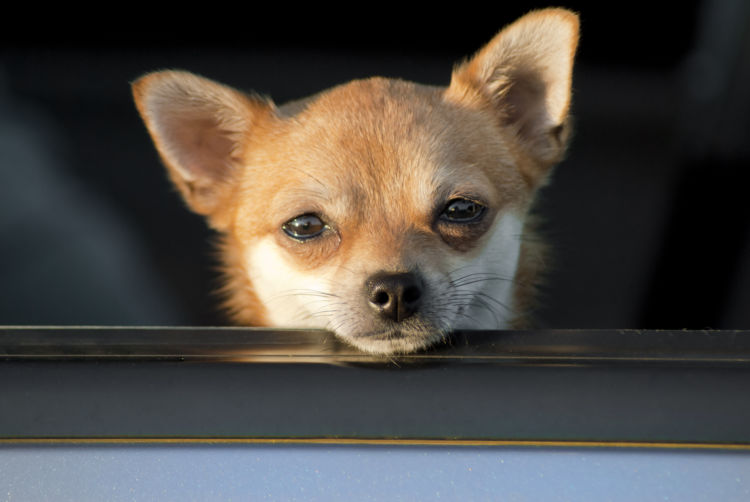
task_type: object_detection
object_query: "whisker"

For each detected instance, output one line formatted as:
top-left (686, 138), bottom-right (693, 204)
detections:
top-left (287, 166), bottom-right (329, 192)
top-left (473, 291), bottom-right (515, 314)
top-left (451, 276), bottom-right (516, 289)
top-left (448, 292), bottom-right (502, 325)
top-left (265, 290), bottom-right (338, 306)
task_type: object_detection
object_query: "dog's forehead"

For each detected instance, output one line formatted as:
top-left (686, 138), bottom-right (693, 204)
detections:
top-left (304, 76), bottom-right (441, 117)
top-left (280, 78), bottom-right (497, 199)
top-left (295, 78), bottom-right (448, 161)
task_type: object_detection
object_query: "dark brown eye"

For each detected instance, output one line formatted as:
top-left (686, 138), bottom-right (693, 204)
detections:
top-left (282, 214), bottom-right (326, 240)
top-left (440, 199), bottom-right (486, 223)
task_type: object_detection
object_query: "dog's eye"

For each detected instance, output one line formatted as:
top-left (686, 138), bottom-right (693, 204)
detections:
top-left (282, 214), bottom-right (326, 240)
top-left (440, 198), bottom-right (486, 223)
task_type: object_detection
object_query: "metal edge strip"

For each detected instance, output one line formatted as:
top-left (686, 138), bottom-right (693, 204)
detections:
top-left (2, 437), bottom-right (749, 450)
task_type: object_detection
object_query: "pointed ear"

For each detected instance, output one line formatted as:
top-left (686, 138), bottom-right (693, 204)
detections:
top-left (132, 71), bottom-right (276, 229)
top-left (448, 8), bottom-right (579, 184)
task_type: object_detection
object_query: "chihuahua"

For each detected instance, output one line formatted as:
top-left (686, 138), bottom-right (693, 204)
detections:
top-left (132, 8), bottom-right (579, 354)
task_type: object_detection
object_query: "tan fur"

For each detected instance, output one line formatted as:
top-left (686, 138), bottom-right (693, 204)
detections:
top-left (510, 217), bottom-right (549, 328)
top-left (132, 9), bottom-right (579, 353)
top-left (216, 233), bottom-right (270, 326)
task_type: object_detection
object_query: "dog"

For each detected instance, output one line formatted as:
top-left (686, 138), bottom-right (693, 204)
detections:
top-left (132, 8), bottom-right (579, 354)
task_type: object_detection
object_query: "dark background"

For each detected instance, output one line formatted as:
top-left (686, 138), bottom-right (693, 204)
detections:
top-left (1, 1), bottom-right (748, 329)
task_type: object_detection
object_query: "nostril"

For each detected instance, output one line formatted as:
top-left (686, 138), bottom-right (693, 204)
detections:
top-left (372, 290), bottom-right (390, 306)
top-left (403, 285), bottom-right (422, 305)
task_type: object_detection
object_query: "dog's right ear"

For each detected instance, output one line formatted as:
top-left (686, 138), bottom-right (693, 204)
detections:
top-left (132, 71), bottom-right (276, 229)
top-left (447, 9), bottom-right (579, 188)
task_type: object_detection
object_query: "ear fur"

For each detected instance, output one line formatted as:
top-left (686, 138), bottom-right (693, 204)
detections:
top-left (132, 71), bottom-right (275, 229)
top-left (448, 8), bottom-right (580, 184)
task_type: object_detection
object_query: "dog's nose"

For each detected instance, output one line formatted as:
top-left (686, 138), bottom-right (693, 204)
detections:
top-left (366, 272), bottom-right (423, 322)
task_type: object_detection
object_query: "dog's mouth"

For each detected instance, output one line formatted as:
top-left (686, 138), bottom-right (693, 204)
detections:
top-left (341, 323), bottom-right (448, 355)
top-left (365, 328), bottom-right (408, 340)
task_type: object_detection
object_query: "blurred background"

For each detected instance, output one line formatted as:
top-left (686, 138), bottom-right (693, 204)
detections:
top-left (0, 1), bottom-right (748, 329)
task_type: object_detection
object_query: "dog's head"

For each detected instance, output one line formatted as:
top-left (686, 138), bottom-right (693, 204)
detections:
top-left (133, 9), bottom-right (579, 354)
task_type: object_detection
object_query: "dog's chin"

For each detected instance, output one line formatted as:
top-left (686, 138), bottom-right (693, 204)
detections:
top-left (338, 327), bottom-right (447, 355)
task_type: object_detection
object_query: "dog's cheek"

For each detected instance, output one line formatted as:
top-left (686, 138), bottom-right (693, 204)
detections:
top-left (442, 212), bottom-right (525, 329)
top-left (244, 236), bottom-right (340, 328)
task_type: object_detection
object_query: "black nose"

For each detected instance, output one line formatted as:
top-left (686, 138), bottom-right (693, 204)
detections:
top-left (366, 271), bottom-right (424, 322)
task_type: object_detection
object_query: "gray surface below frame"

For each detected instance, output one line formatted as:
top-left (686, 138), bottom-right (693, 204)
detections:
top-left (2, 444), bottom-right (750, 502)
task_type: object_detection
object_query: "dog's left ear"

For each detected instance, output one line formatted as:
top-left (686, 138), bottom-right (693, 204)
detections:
top-left (132, 71), bottom-right (277, 230)
top-left (447, 8), bottom-right (579, 186)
